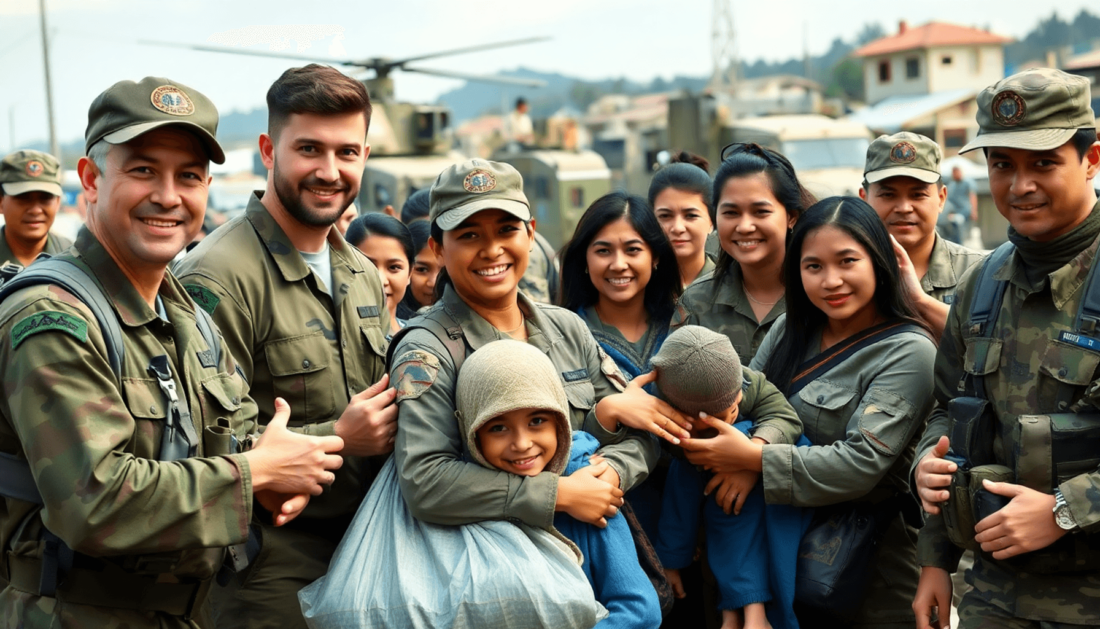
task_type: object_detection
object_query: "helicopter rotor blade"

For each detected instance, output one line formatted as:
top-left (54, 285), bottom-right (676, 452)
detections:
top-left (138, 40), bottom-right (373, 68)
top-left (389, 37), bottom-right (550, 67)
top-left (402, 66), bottom-right (547, 88)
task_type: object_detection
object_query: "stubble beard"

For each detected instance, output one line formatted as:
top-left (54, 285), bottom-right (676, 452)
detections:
top-left (272, 161), bottom-right (351, 228)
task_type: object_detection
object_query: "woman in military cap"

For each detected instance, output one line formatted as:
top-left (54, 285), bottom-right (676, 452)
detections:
top-left (672, 143), bottom-right (815, 365)
top-left (681, 197), bottom-right (937, 628)
top-left (387, 159), bottom-right (690, 537)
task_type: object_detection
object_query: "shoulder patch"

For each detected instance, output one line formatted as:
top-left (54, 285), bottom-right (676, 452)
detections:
top-left (12, 310), bottom-right (88, 349)
top-left (392, 349), bottom-right (442, 403)
top-left (184, 284), bottom-right (220, 315)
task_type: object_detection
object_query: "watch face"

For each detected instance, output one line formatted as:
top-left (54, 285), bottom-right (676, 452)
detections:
top-left (1055, 505), bottom-right (1076, 530)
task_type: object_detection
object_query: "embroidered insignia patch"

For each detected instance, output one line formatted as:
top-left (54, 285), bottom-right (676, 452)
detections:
top-left (11, 310), bottom-right (88, 349)
top-left (25, 161), bottom-right (44, 177)
top-left (889, 141), bottom-right (917, 164)
top-left (357, 305), bottom-right (380, 318)
top-left (150, 85), bottom-right (195, 116)
top-left (463, 169), bottom-right (496, 193)
top-left (392, 350), bottom-right (441, 402)
top-left (184, 284), bottom-right (220, 315)
top-left (196, 349), bottom-right (217, 369)
top-left (991, 90), bottom-right (1026, 127)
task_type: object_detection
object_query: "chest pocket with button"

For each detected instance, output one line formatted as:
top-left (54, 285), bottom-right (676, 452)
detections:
top-left (122, 377), bottom-right (168, 457)
top-left (560, 366), bottom-right (596, 431)
top-left (797, 379), bottom-right (858, 445)
top-left (264, 333), bottom-right (335, 423)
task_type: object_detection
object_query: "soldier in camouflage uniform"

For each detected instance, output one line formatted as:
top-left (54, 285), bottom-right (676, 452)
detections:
top-left (913, 69), bottom-right (1100, 628)
top-left (0, 150), bottom-right (72, 268)
top-left (859, 132), bottom-right (986, 336)
top-left (175, 65), bottom-right (395, 629)
top-left (0, 77), bottom-right (344, 628)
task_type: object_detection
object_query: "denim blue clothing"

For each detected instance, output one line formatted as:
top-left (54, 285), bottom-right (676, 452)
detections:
top-left (656, 421), bottom-right (811, 629)
top-left (556, 432), bottom-right (663, 629)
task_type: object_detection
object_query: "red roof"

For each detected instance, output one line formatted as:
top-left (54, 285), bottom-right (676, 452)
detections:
top-left (854, 21), bottom-right (1012, 57)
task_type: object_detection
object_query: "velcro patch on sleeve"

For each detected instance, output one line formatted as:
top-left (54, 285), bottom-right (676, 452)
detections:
top-left (11, 310), bottom-right (88, 349)
top-left (392, 349), bottom-right (442, 402)
top-left (184, 284), bottom-right (220, 315)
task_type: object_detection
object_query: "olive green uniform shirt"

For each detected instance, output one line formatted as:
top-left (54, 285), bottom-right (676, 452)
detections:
top-left (750, 315), bottom-right (937, 626)
top-left (0, 229), bottom-right (255, 628)
top-left (672, 263), bottom-right (785, 365)
top-left (175, 193), bottom-right (389, 523)
top-left (0, 226), bottom-right (72, 267)
top-left (922, 233), bottom-right (986, 304)
top-left (915, 212), bottom-right (1100, 626)
top-left (389, 285), bottom-right (660, 530)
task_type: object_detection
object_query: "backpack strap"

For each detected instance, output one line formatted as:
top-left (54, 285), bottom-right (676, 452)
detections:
top-left (964, 242), bottom-right (1014, 400)
top-left (386, 307), bottom-right (467, 373)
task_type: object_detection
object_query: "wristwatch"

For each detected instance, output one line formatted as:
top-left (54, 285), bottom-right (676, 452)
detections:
top-left (1053, 489), bottom-right (1079, 531)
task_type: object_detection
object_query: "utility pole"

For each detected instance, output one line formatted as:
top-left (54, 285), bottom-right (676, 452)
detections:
top-left (39, 0), bottom-right (59, 159)
top-left (710, 0), bottom-right (738, 98)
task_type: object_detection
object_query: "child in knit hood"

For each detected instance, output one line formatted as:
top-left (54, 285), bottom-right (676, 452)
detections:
top-left (652, 326), bottom-right (808, 629)
top-left (457, 339), bottom-right (662, 629)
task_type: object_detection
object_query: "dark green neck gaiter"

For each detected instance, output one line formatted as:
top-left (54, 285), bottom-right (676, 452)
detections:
top-left (1007, 206), bottom-right (1100, 288)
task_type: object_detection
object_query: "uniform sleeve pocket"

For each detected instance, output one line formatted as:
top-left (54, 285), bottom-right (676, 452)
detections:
top-left (963, 337), bottom-right (1002, 376)
top-left (856, 388), bottom-right (917, 457)
top-left (1039, 339), bottom-right (1100, 386)
top-left (797, 379), bottom-right (857, 411)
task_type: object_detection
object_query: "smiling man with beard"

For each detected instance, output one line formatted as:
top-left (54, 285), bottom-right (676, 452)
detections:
top-left (175, 64), bottom-right (397, 629)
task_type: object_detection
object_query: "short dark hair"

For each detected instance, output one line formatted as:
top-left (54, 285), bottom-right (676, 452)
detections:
top-left (515, 97), bottom-right (527, 109)
top-left (648, 153), bottom-right (713, 213)
top-left (406, 218), bottom-right (432, 254)
top-left (400, 189), bottom-right (431, 224)
top-left (345, 212), bottom-right (414, 264)
top-left (761, 196), bottom-right (932, 393)
top-left (1071, 128), bottom-right (1099, 158)
top-left (711, 143), bottom-right (816, 285)
top-left (558, 191), bottom-right (682, 324)
top-left (267, 64), bottom-right (372, 140)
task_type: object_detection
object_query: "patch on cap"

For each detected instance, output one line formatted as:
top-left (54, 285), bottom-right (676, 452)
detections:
top-left (150, 85), bottom-right (195, 117)
top-left (25, 161), bottom-right (44, 177)
top-left (889, 141), bottom-right (917, 164)
top-left (991, 91), bottom-right (1026, 127)
top-left (463, 169), bottom-right (496, 193)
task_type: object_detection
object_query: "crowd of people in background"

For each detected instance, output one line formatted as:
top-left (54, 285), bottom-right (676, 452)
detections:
top-left (0, 63), bottom-right (1098, 629)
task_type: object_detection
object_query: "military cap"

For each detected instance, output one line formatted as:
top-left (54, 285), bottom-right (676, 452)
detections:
top-left (961, 68), bottom-right (1096, 153)
top-left (0, 149), bottom-right (62, 196)
top-left (429, 158), bottom-right (531, 231)
top-left (85, 76), bottom-right (226, 164)
top-left (651, 325), bottom-right (743, 417)
top-left (864, 132), bottom-right (942, 184)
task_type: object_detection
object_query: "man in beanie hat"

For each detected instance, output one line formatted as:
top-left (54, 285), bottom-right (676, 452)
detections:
top-left (0, 149), bottom-right (72, 269)
top-left (0, 77), bottom-right (346, 628)
top-left (913, 68), bottom-right (1100, 628)
top-left (654, 325), bottom-right (805, 629)
top-left (859, 132), bottom-right (985, 336)
top-left (459, 339), bottom-right (662, 628)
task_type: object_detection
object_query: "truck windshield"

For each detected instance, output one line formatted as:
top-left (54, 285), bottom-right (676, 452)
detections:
top-left (782, 138), bottom-right (870, 171)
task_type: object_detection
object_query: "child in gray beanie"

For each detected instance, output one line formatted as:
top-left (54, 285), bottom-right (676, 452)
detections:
top-left (651, 326), bottom-right (807, 629)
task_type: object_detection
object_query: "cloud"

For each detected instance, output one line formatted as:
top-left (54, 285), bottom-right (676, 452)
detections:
top-left (206, 24), bottom-right (346, 54)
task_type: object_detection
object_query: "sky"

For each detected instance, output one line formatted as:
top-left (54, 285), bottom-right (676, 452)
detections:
top-left (0, 0), bottom-right (1095, 153)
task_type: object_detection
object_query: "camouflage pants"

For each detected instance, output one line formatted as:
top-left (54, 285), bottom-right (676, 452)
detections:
top-left (958, 582), bottom-right (1091, 629)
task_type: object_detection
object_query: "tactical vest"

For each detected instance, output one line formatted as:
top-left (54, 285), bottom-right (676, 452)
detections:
top-left (943, 242), bottom-right (1100, 573)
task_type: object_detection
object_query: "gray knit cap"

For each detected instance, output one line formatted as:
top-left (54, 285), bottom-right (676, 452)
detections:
top-left (651, 325), bottom-right (743, 417)
top-left (455, 340), bottom-right (572, 475)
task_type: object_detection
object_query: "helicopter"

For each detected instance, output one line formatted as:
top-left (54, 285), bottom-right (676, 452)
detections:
top-left (147, 37), bottom-right (550, 214)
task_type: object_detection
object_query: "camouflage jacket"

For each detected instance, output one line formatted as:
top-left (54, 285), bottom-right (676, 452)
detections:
top-left (916, 217), bottom-right (1100, 625)
top-left (672, 263), bottom-right (785, 366)
top-left (518, 230), bottom-right (559, 304)
top-left (0, 226), bottom-right (72, 268)
top-left (389, 285), bottom-right (660, 530)
top-left (921, 233), bottom-right (986, 304)
top-left (749, 313), bottom-right (937, 624)
top-left (175, 193), bottom-right (389, 525)
top-left (0, 229), bottom-right (255, 626)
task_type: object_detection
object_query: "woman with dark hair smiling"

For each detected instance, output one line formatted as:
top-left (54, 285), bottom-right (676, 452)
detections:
top-left (673, 143), bottom-right (815, 364)
top-left (680, 197), bottom-right (936, 629)
top-left (559, 191), bottom-right (682, 388)
top-left (648, 152), bottom-right (715, 288)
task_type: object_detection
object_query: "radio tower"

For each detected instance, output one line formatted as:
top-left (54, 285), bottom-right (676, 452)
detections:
top-left (710, 0), bottom-right (738, 97)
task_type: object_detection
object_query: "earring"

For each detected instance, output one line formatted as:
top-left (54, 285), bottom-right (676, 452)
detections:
top-left (653, 261), bottom-right (658, 270)
top-left (585, 267), bottom-right (589, 274)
